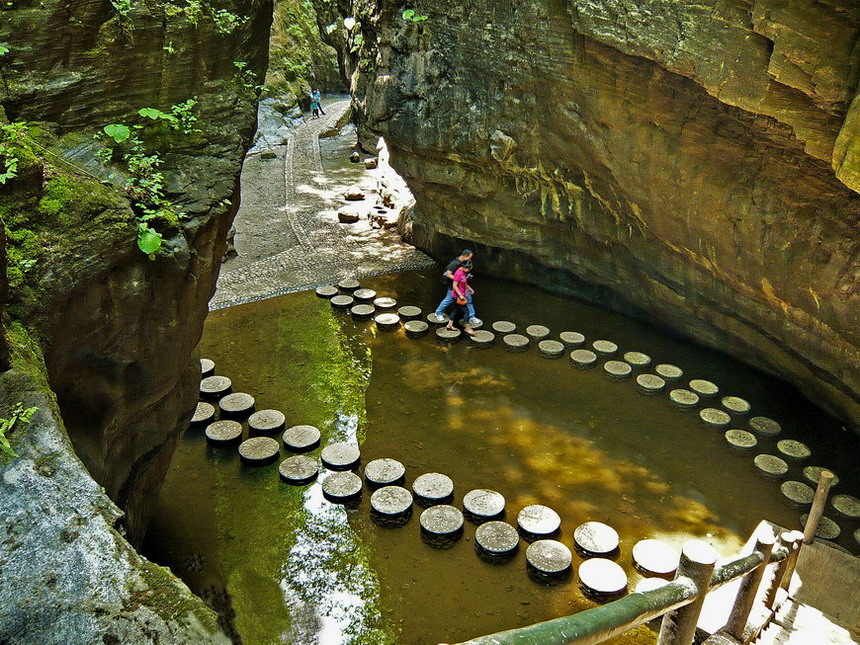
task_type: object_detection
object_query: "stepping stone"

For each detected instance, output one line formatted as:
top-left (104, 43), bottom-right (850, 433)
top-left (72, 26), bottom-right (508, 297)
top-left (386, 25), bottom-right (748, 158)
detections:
top-left (623, 351), bottom-right (651, 368)
top-left (475, 521), bottom-right (519, 560)
top-left (404, 320), bottom-right (429, 337)
top-left (538, 340), bottom-right (565, 358)
top-left (315, 285), bottom-right (339, 299)
top-left (436, 327), bottom-right (461, 343)
top-left (669, 389), bottom-right (699, 409)
top-left (801, 514), bottom-right (841, 540)
top-left (350, 304), bottom-right (376, 319)
top-left (397, 306), bottom-right (422, 320)
top-left (278, 456), bottom-right (318, 485)
top-left (412, 472), bottom-right (454, 507)
top-left (573, 521), bottom-right (620, 556)
top-left (426, 313), bottom-right (449, 325)
top-left (364, 458), bottom-right (406, 488)
top-left (238, 436), bottom-right (280, 465)
top-left (526, 539), bottom-right (572, 576)
top-left (635, 578), bottom-right (670, 593)
top-left (777, 439), bottom-right (811, 462)
top-left (749, 416), bottom-right (781, 437)
top-left (781, 481), bottom-right (815, 508)
top-left (420, 505), bottom-right (464, 541)
top-left (282, 425), bottom-right (321, 453)
top-left (632, 539), bottom-right (679, 578)
top-left (463, 489), bottom-right (506, 523)
top-left (218, 392), bottom-right (255, 419)
top-left (330, 294), bottom-right (354, 309)
top-left (248, 409), bottom-right (286, 435)
top-left (725, 429), bottom-right (758, 452)
top-left (352, 288), bottom-right (377, 302)
top-left (721, 396), bottom-right (751, 415)
top-left (190, 402), bottom-right (215, 428)
top-left (526, 325), bottom-right (550, 341)
top-left (469, 318), bottom-right (484, 330)
top-left (689, 379), bottom-right (719, 397)
top-left (502, 334), bottom-right (530, 352)
top-left (470, 330), bottom-right (495, 347)
top-left (337, 278), bottom-right (360, 292)
top-left (200, 375), bottom-right (232, 401)
top-left (370, 485), bottom-right (413, 519)
top-left (322, 471), bottom-right (363, 503)
top-left (321, 442), bottom-right (361, 471)
top-left (636, 373), bottom-right (665, 395)
top-left (200, 358), bottom-right (215, 378)
top-left (492, 321), bottom-right (517, 334)
top-left (802, 466), bottom-right (839, 489)
top-left (375, 313), bottom-right (401, 330)
top-left (603, 360), bottom-right (632, 380)
top-left (570, 349), bottom-right (597, 369)
top-left (832, 494), bottom-right (860, 520)
top-left (579, 558), bottom-right (627, 595)
top-left (592, 340), bottom-right (618, 355)
top-left (754, 454), bottom-right (789, 479)
top-left (699, 408), bottom-right (731, 429)
top-left (205, 420), bottom-right (243, 445)
top-left (373, 297), bottom-right (397, 309)
top-left (559, 331), bottom-right (585, 348)
top-left (655, 364), bottom-right (683, 381)
top-left (517, 504), bottom-right (561, 540)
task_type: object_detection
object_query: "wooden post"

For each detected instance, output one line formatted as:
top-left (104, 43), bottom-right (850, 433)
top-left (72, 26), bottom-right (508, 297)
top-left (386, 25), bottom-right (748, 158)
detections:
top-left (803, 470), bottom-right (834, 545)
top-left (725, 529), bottom-right (775, 639)
top-left (657, 540), bottom-right (717, 645)
top-left (779, 530), bottom-right (805, 593)
top-left (764, 532), bottom-right (797, 609)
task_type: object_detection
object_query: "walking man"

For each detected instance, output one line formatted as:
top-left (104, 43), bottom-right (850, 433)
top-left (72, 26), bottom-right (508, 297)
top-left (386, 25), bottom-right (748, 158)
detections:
top-left (433, 249), bottom-right (478, 323)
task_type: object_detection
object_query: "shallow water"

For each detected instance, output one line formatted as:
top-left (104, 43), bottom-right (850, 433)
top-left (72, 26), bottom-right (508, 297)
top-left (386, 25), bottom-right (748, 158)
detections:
top-left (144, 269), bottom-right (860, 645)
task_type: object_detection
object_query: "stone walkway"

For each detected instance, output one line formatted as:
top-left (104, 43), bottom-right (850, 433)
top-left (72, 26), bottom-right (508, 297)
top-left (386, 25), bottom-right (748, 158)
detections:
top-left (211, 98), bottom-right (434, 310)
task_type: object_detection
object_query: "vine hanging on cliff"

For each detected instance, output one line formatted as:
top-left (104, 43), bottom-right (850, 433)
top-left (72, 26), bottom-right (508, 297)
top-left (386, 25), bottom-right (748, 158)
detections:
top-left (0, 402), bottom-right (38, 459)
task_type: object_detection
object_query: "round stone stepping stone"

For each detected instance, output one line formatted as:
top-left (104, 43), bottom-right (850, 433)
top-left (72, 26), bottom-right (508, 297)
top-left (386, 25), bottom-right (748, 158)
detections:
top-left (750, 416), bottom-right (781, 437)
top-left (469, 330), bottom-right (496, 347)
top-left (689, 379), bottom-right (719, 397)
top-left (248, 409), bottom-right (285, 435)
top-left (469, 318), bottom-right (484, 330)
top-left (636, 373), bottom-right (665, 395)
top-left (700, 408), bottom-right (731, 429)
top-left (570, 349), bottom-right (597, 369)
top-left (420, 505), bottom-right (464, 540)
top-left (574, 521), bottom-right (620, 556)
top-left (526, 539), bottom-right (572, 576)
top-left (205, 420), bottom-right (242, 445)
top-left (517, 505), bottom-right (561, 540)
top-left (579, 558), bottom-right (628, 595)
top-left (321, 443), bottom-right (360, 471)
top-left (350, 304), bottom-right (376, 319)
top-left (725, 429), bottom-right (758, 452)
top-left (190, 402), bottom-right (215, 427)
top-left (412, 472), bottom-right (454, 507)
top-left (397, 305), bottom-right (422, 320)
top-left (754, 454), bottom-right (789, 479)
top-left (200, 375), bottom-right (232, 401)
top-left (526, 325), bottom-right (550, 341)
top-left (635, 578), bottom-right (670, 593)
top-left (802, 466), bottom-right (839, 489)
top-left (592, 340), bottom-right (618, 355)
top-left (559, 331), bottom-right (585, 348)
top-left (669, 389), bottom-right (699, 409)
top-left (492, 321), bottom-right (517, 334)
top-left (603, 360), bottom-right (632, 380)
top-left (832, 494), bottom-right (860, 520)
top-left (426, 313), bottom-right (449, 325)
top-left (404, 320), bottom-right (429, 337)
top-left (373, 297), bottom-right (397, 309)
top-left (330, 294), bottom-right (354, 309)
top-left (623, 351), bottom-right (651, 368)
top-left (475, 521), bottom-right (519, 560)
top-left (374, 313), bottom-right (401, 330)
top-left (370, 485), bottom-right (413, 518)
top-left (364, 458), bottom-right (406, 488)
top-left (200, 358), bottom-right (215, 378)
top-left (436, 327), bottom-right (461, 343)
top-left (352, 288), bottom-right (377, 302)
top-left (781, 481), bottom-right (815, 508)
top-left (722, 396), bottom-right (751, 415)
top-left (538, 340), bottom-right (565, 358)
top-left (463, 489), bottom-right (506, 523)
top-left (278, 455), bottom-right (318, 485)
top-left (238, 436), bottom-right (280, 465)
top-left (282, 425), bottom-right (321, 453)
top-left (632, 539), bottom-right (679, 578)
top-left (322, 471), bottom-right (363, 503)
top-left (315, 285), bottom-right (339, 299)
top-left (337, 278), bottom-right (359, 292)
top-left (655, 364), bottom-right (683, 381)
top-left (503, 333), bottom-right (530, 352)
top-left (777, 439), bottom-right (811, 462)
top-left (218, 392), bottom-right (255, 419)
top-left (802, 514), bottom-right (841, 539)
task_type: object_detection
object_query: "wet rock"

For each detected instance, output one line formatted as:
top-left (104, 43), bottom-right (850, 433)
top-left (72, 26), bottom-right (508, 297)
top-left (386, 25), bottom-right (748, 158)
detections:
top-left (338, 208), bottom-right (362, 223)
top-left (349, 151), bottom-right (361, 163)
top-left (364, 157), bottom-right (379, 170)
top-left (344, 187), bottom-right (366, 201)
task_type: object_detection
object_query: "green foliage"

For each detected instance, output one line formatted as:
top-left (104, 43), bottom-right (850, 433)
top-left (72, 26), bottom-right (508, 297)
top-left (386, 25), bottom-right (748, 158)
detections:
top-left (163, 41), bottom-right (176, 54)
top-left (164, 0), bottom-right (248, 34)
top-left (110, 0), bottom-right (132, 17)
top-left (0, 402), bottom-right (38, 459)
top-left (0, 43), bottom-right (9, 57)
top-left (402, 8), bottom-right (428, 22)
top-left (104, 123), bottom-right (131, 143)
top-left (211, 8), bottom-right (247, 34)
top-left (0, 122), bottom-right (27, 185)
top-left (350, 33), bottom-right (363, 53)
top-left (137, 220), bottom-right (163, 258)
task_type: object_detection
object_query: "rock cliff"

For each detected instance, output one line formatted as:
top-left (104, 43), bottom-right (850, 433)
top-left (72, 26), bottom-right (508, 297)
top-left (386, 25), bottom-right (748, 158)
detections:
top-left (344, 0), bottom-right (860, 431)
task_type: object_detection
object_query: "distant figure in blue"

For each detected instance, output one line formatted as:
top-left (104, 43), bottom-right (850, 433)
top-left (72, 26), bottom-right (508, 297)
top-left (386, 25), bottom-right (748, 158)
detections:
top-left (433, 249), bottom-right (478, 323)
top-left (312, 89), bottom-right (326, 116)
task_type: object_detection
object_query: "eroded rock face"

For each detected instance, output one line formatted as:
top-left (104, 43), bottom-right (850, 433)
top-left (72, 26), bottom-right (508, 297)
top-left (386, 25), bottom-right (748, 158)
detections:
top-left (347, 0), bottom-right (860, 431)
